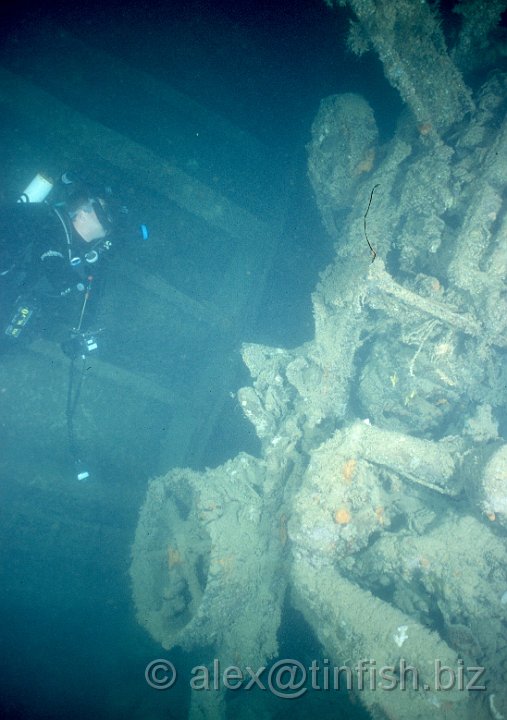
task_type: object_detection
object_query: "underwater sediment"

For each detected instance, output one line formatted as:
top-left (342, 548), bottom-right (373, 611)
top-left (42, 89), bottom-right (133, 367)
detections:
top-left (131, 2), bottom-right (507, 718)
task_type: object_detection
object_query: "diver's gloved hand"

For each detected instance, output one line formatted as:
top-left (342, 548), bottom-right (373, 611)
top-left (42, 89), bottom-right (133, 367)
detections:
top-left (61, 330), bottom-right (99, 359)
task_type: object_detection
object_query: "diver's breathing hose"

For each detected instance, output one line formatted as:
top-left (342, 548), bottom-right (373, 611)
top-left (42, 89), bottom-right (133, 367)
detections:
top-left (66, 275), bottom-right (94, 478)
top-left (76, 275), bottom-right (93, 332)
top-left (66, 354), bottom-right (85, 459)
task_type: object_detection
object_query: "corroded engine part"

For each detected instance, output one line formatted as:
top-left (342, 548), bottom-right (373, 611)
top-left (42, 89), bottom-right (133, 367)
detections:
top-left (289, 422), bottom-right (460, 563)
top-left (130, 468), bottom-right (209, 649)
top-left (237, 344), bottom-right (297, 443)
top-left (446, 112), bottom-right (507, 344)
top-left (365, 260), bottom-right (482, 338)
top-left (480, 444), bottom-right (507, 527)
top-left (356, 257), bottom-right (506, 434)
top-left (352, 515), bottom-right (507, 713)
top-left (327, 0), bottom-right (474, 132)
top-left (130, 452), bottom-right (286, 669)
top-left (291, 557), bottom-right (473, 720)
top-left (307, 92), bottom-right (378, 231)
top-left (131, 6), bottom-right (507, 720)
top-left (239, 302), bottom-right (364, 438)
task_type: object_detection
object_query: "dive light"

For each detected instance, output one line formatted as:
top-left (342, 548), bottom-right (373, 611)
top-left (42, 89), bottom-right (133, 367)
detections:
top-left (18, 173), bottom-right (54, 204)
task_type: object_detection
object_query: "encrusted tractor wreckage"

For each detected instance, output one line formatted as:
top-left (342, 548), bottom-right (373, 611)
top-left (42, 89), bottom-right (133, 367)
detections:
top-left (131, 2), bottom-right (507, 718)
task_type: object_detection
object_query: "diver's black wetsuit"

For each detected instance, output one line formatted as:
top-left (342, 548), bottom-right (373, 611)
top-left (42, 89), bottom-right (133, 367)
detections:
top-left (0, 202), bottom-right (108, 346)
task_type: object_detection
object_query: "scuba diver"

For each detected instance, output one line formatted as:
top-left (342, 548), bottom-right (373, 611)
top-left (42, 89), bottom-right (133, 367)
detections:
top-left (0, 171), bottom-right (137, 481)
top-left (1, 170), bottom-right (148, 480)
top-left (0, 172), bottom-right (117, 355)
